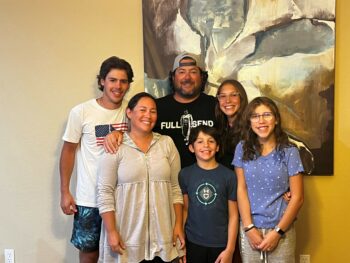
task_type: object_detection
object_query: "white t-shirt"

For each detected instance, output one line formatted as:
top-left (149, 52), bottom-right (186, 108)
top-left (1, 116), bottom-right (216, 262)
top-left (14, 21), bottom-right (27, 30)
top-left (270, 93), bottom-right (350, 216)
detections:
top-left (62, 98), bottom-right (128, 207)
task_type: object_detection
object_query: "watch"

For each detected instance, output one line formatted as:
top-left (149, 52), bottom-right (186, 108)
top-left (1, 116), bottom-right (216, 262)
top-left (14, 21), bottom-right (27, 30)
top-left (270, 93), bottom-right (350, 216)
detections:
top-left (274, 226), bottom-right (285, 236)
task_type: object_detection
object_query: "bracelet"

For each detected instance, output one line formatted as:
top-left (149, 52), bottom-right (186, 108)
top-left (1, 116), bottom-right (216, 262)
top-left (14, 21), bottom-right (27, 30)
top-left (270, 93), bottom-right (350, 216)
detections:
top-left (244, 224), bottom-right (256, 232)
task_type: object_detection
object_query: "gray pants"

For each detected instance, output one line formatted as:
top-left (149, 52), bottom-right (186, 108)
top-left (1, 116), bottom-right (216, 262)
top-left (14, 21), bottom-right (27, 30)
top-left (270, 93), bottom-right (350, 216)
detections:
top-left (239, 223), bottom-right (296, 263)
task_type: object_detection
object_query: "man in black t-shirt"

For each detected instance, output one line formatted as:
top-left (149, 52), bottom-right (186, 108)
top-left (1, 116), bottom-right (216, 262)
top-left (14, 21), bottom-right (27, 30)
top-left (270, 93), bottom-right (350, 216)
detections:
top-left (103, 53), bottom-right (216, 168)
top-left (153, 53), bottom-right (216, 167)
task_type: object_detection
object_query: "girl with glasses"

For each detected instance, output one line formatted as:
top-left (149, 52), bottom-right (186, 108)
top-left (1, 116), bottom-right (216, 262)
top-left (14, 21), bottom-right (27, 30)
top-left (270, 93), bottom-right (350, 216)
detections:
top-left (233, 96), bottom-right (304, 262)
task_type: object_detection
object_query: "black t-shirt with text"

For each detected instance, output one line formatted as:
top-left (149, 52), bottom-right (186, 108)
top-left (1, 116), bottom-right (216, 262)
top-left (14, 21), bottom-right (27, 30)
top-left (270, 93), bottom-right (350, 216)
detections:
top-left (154, 93), bottom-right (216, 168)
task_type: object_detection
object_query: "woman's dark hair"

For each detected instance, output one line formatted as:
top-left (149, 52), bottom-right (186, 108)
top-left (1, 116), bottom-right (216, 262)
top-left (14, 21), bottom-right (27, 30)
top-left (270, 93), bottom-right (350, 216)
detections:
top-left (241, 96), bottom-right (293, 161)
top-left (97, 56), bottom-right (134, 91)
top-left (127, 92), bottom-right (156, 111)
top-left (215, 79), bottom-right (248, 159)
top-left (188, 125), bottom-right (220, 147)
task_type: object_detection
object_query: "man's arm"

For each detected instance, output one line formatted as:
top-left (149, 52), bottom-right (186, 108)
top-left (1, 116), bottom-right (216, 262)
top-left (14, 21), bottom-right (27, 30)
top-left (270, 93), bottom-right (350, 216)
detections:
top-left (59, 141), bottom-right (78, 215)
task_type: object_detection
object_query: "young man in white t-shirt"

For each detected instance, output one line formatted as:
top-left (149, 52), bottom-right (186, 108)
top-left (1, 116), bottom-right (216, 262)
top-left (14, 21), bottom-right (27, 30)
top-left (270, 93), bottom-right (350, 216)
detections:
top-left (59, 56), bottom-right (133, 263)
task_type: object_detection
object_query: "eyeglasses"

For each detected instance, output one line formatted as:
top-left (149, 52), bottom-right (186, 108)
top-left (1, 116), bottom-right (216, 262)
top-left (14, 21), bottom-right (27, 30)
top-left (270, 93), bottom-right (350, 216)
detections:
top-left (217, 92), bottom-right (240, 101)
top-left (250, 112), bottom-right (274, 123)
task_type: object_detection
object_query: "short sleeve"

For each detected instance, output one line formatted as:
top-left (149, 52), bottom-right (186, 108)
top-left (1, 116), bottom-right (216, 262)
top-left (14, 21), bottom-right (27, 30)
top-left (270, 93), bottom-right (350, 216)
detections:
top-left (227, 170), bottom-right (237, 201)
top-left (62, 105), bottom-right (83, 143)
top-left (286, 146), bottom-right (305, 176)
top-left (178, 169), bottom-right (188, 195)
top-left (232, 141), bottom-right (244, 168)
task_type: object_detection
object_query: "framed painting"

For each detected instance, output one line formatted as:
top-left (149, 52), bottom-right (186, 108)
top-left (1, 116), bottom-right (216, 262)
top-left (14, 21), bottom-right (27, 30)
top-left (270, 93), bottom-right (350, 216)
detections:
top-left (142, 0), bottom-right (335, 175)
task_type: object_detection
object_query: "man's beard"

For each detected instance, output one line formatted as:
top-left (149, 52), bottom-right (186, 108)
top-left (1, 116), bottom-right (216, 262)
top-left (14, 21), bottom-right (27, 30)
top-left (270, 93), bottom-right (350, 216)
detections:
top-left (174, 82), bottom-right (201, 99)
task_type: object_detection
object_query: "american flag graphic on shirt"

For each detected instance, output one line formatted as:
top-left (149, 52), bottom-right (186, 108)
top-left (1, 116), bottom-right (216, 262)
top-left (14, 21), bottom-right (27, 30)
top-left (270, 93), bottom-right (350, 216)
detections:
top-left (95, 122), bottom-right (128, 146)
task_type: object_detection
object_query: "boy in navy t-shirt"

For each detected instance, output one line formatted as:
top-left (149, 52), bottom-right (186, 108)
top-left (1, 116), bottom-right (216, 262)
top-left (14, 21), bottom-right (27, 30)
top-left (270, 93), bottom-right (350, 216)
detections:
top-left (179, 125), bottom-right (238, 263)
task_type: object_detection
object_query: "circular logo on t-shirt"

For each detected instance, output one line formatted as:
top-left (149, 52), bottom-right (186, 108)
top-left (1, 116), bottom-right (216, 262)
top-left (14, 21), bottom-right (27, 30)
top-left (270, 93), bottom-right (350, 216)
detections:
top-left (196, 182), bottom-right (217, 205)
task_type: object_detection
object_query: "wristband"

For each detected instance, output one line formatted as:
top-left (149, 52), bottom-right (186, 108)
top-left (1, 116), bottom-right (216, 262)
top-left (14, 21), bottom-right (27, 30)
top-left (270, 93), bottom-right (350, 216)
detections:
top-left (244, 224), bottom-right (256, 232)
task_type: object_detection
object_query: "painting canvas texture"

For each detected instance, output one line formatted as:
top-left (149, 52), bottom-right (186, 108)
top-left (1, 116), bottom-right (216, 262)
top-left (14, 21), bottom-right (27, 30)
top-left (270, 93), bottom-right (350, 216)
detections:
top-left (142, 0), bottom-right (335, 175)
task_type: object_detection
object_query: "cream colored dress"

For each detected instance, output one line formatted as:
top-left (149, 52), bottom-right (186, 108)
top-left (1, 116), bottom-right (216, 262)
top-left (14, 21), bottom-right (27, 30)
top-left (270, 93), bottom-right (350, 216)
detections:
top-left (97, 133), bottom-right (183, 263)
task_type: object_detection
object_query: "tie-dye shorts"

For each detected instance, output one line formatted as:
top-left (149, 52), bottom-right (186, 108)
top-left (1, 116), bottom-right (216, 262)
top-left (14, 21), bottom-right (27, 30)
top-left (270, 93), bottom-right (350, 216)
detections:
top-left (71, 205), bottom-right (102, 252)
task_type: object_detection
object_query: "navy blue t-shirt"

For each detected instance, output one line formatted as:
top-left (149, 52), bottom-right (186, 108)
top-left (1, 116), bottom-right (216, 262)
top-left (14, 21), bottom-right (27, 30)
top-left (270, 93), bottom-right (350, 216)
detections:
top-left (179, 163), bottom-right (237, 247)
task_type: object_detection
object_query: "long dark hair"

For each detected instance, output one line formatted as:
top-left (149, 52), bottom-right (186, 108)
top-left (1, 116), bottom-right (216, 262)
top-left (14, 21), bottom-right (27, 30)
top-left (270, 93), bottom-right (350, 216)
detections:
top-left (215, 79), bottom-right (248, 158)
top-left (241, 96), bottom-right (293, 161)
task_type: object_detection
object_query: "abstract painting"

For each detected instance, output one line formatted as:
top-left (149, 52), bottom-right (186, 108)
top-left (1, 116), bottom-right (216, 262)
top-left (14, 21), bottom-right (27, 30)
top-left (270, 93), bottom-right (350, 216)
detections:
top-left (142, 0), bottom-right (335, 175)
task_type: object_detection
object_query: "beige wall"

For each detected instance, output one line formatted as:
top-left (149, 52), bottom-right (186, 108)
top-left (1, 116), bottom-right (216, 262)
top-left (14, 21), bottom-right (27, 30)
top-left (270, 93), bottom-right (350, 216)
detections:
top-left (0, 1), bottom-right (144, 262)
top-left (0, 0), bottom-right (349, 262)
top-left (295, 0), bottom-right (350, 261)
